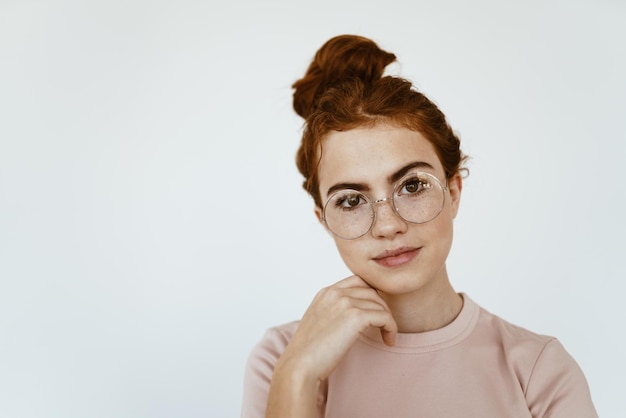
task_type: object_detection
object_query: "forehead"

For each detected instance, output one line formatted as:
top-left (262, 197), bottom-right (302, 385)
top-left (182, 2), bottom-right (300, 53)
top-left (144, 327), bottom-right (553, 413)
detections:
top-left (317, 125), bottom-right (443, 196)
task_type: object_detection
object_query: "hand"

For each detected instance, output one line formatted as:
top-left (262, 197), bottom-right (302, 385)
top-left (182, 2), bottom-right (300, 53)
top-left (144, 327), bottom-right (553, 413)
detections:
top-left (276, 275), bottom-right (398, 382)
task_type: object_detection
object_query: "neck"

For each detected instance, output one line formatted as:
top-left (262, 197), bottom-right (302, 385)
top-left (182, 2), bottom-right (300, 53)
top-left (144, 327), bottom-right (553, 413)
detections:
top-left (378, 269), bottom-right (463, 333)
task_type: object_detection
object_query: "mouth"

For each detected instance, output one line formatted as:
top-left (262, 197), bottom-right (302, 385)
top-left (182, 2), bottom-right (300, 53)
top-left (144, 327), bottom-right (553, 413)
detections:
top-left (373, 247), bottom-right (421, 268)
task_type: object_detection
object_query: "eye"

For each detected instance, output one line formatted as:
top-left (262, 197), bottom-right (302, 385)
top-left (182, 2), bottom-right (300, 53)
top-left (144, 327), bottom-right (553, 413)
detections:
top-left (334, 192), bottom-right (367, 210)
top-left (403, 179), bottom-right (421, 193)
top-left (398, 176), bottom-right (427, 195)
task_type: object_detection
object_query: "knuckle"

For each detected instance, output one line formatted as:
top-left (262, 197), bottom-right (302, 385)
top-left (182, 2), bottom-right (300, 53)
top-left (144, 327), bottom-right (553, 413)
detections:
top-left (316, 285), bottom-right (334, 299)
top-left (325, 286), bottom-right (344, 301)
top-left (344, 306), bottom-right (363, 323)
top-left (336, 295), bottom-right (352, 309)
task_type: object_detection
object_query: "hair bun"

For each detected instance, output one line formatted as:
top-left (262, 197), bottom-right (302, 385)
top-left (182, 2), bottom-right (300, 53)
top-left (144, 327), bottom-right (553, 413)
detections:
top-left (292, 34), bottom-right (396, 119)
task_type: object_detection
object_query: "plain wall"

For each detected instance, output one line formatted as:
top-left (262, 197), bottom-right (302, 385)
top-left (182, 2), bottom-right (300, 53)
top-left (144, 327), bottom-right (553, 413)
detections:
top-left (1, 0), bottom-right (624, 417)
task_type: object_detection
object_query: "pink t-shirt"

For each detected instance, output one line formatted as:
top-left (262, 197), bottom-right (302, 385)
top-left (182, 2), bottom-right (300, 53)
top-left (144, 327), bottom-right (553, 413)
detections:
top-left (241, 294), bottom-right (597, 418)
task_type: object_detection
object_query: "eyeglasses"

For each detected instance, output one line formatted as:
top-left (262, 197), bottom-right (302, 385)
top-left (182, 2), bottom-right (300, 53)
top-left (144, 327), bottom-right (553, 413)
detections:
top-left (321, 171), bottom-right (448, 240)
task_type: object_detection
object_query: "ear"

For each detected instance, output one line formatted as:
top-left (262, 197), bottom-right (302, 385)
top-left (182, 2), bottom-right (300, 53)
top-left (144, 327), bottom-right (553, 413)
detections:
top-left (448, 174), bottom-right (463, 219)
top-left (314, 206), bottom-right (324, 224)
top-left (314, 206), bottom-right (333, 234)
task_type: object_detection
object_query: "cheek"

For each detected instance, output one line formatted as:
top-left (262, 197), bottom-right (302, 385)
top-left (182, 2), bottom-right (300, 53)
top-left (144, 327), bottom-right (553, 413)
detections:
top-left (333, 240), bottom-right (367, 273)
top-left (427, 213), bottom-right (455, 252)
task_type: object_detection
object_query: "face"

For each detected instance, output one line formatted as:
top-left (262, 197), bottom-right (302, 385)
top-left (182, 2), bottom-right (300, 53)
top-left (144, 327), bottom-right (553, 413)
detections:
top-left (315, 124), bottom-right (462, 297)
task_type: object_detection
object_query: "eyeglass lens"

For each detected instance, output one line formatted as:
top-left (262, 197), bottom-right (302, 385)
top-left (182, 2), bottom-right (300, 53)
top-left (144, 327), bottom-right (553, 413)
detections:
top-left (323, 172), bottom-right (445, 240)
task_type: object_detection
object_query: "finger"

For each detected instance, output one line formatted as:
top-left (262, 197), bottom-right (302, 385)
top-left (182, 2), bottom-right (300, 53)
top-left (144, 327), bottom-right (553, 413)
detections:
top-left (362, 309), bottom-right (398, 347)
top-left (315, 284), bottom-right (392, 315)
top-left (333, 295), bottom-right (396, 331)
top-left (381, 328), bottom-right (397, 347)
top-left (347, 297), bottom-right (389, 313)
top-left (333, 275), bottom-right (373, 289)
top-left (339, 287), bottom-right (392, 311)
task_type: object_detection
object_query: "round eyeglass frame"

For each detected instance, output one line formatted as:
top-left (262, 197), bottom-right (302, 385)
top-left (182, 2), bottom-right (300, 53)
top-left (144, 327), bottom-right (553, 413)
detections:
top-left (320, 171), bottom-right (449, 240)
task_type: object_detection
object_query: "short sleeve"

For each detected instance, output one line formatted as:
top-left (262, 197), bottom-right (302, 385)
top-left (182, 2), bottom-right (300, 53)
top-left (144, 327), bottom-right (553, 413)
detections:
top-left (240, 327), bottom-right (293, 418)
top-left (525, 339), bottom-right (598, 418)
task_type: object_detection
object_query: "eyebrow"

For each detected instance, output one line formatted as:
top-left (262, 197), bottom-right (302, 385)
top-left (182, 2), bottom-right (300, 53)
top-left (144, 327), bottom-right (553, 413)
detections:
top-left (326, 161), bottom-right (435, 197)
top-left (389, 161), bottom-right (435, 183)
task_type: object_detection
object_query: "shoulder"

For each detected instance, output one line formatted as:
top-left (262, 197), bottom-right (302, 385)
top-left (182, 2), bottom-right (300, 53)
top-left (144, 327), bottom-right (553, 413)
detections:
top-left (523, 337), bottom-right (598, 417)
top-left (245, 320), bottom-right (301, 378)
top-left (467, 298), bottom-right (566, 384)
top-left (472, 300), bottom-right (555, 359)
top-left (241, 321), bottom-right (301, 418)
top-left (473, 302), bottom-right (566, 382)
top-left (470, 299), bottom-right (597, 417)
top-left (253, 320), bottom-right (301, 361)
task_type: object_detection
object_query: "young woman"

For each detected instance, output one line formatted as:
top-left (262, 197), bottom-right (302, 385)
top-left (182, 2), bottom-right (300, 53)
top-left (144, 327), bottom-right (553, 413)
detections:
top-left (241, 35), bottom-right (597, 418)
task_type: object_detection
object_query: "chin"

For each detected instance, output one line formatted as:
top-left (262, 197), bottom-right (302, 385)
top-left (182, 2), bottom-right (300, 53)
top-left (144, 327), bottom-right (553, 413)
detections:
top-left (357, 256), bottom-right (449, 294)
top-left (358, 269), bottom-right (428, 295)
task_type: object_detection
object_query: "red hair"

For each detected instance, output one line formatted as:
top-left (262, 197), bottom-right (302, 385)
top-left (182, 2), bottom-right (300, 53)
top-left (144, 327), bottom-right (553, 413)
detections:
top-left (293, 34), bottom-right (468, 208)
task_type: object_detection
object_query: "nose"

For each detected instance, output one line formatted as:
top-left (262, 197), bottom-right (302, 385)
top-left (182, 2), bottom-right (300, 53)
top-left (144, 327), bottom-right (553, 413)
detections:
top-left (370, 197), bottom-right (408, 238)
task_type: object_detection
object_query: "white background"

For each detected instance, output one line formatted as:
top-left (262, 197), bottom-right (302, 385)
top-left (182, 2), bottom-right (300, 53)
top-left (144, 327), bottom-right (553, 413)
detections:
top-left (1, 1), bottom-right (624, 417)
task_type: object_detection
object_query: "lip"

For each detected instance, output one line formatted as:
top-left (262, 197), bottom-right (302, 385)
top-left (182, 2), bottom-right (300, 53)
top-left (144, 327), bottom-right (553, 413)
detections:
top-left (373, 246), bottom-right (421, 268)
